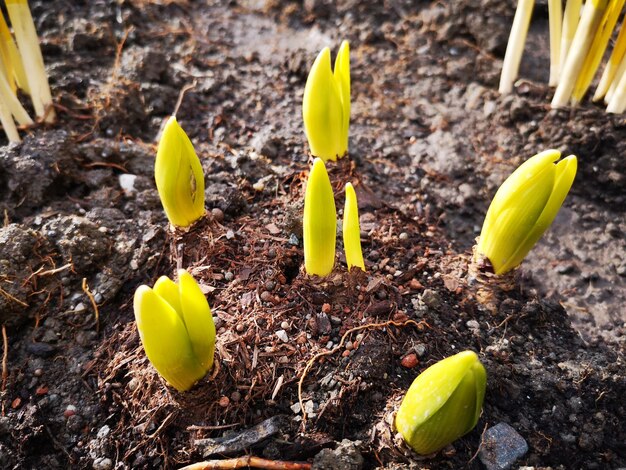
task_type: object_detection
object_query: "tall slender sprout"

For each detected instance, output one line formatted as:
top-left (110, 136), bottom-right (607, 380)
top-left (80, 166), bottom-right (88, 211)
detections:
top-left (594, 17), bottom-right (626, 101)
top-left (571, 0), bottom-right (625, 104)
top-left (499, 0), bottom-right (535, 94)
top-left (0, 89), bottom-right (19, 142)
top-left (552, 0), bottom-right (609, 107)
top-left (5, 0), bottom-right (55, 122)
top-left (0, 66), bottom-right (32, 125)
top-left (548, 0), bottom-right (562, 86)
top-left (605, 49), bottom-right (626, 103)
top-left (606, 64), bottom-right (626, 112)
top-left (0, 12), bottom-right (27, 93)
top-left (343, 183), bottom-right (364, 272)
top-left (560, 0), bottom-right (582, 75)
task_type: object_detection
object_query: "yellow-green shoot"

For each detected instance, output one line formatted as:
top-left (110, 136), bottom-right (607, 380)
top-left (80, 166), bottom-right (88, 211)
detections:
top-left (476, 150), bottom-right (577, 275)
top-left (594, 16), bottom-right (626, 102)
top-left (552, 0), bottom-right (608, 107)
top-left (548, 0), bottom-right (562, 86)
top-left (396, 350), bottom-right (486, 455)
top-left (154, 116), bottom-right (206, 228)
top-left (560, 0), bottom-right (582, 75)
top-left (343, 183), bottom-right (364, 272)
top-left (5, 0), bottom-right (55, 122)
top-left (570, 0), bottom-right (625, 104)
top-left (302, 41), bottom-right (350, 162)
top-left (303, 158), bottom-right (336, 277)
top-left (0, 11), bottom-right (28, 94)
top-left (134, 269), bottom-right (216, 392)
top-left (499, 0), bottom-right (535, 94)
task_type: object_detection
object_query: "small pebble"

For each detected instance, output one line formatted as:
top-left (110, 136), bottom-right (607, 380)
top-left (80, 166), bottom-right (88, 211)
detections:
top-left (97, 425), bottom-right (111, 439)
top-left (34, 368), bottom-right (43, 377)
top-left (64, 405), bottom-right (77, 418)
top-left (260, 291), bottom-right (273, 302)
top-left (211, 208), bottom-right (224, 222)
top-left (218, 396), bottom-right (230, 407)
top-left (276, 329), bottom-right (289, 343)
top-left (341, 350), bottom-right (351, 357)
top-left (414, 343), bottom-right (427, 357)
top-left (128, 377), bottom-right (140, 392)
top-left (93, 457), bottom-right (113, 470)
top-left (322, 303), bottom-right (331, 313)
top-left (226, 230), bottom-right (235, 239)
top-left (74, 302), bottom-right (87, 313)
top-left (265, 280), bottom-right (276, 291)
top-left (236, 324), bottom-right (245, 333)
top-left (326, 341), bottom-right (334, 349)
top-left (280, 321), bottom-right (290, 330)
top-left (401, 353), bottom-right (419, 368)
top-left (231, 391), bottom-right (241, 402)
top-left (479, 422), bottom-right (528, 470)
top-left (399, 232), bottom-right (408, 240)
top-left (252, 181), bottom-right (265, 191)
top-left (345, 341), bottom-right (353, 351)
top-left (224, 272), bottom-right (234, 281)
top-left (288, 234), bottom-right (299, 246)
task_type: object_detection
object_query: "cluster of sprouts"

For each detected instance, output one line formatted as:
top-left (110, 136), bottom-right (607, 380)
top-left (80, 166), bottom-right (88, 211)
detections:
top-left (0, 0), bottom-right (54, 142)
top-left (140, 35), bottom-right (578, 458)
top-left (501, 0), bottom-right (626, 112)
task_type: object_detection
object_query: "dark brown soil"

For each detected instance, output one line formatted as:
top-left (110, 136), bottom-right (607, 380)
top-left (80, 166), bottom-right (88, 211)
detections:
top-left (0, 1), bottom-right (624, 469)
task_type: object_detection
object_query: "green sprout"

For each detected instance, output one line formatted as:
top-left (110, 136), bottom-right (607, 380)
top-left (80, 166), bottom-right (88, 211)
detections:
top-left (396, 350), bottom-right (487, 455)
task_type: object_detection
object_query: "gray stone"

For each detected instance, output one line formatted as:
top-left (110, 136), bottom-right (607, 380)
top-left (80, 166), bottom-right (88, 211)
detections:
top-left (479, 422), bottom-right (528, 470)
top-left (312, 439), bottom-right (363, 470)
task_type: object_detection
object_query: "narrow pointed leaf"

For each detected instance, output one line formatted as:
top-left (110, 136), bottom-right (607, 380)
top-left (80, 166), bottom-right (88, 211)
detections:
top-left (343, 183), bottom-right (364, 271)
top-left (333, 40), bottom-right (350, 157)
top-left (303, 158), bottom-right (336, 276)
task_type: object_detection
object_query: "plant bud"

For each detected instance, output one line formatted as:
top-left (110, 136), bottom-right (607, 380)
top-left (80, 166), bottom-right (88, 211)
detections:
top-left (396, 350), bottom-right (487, 455)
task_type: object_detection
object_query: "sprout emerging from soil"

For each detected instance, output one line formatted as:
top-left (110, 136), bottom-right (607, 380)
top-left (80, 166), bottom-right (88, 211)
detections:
top-left (154, 116), bottom-right (206, 228)
top-left (594, 16), bottom-right (626, 102)
top-left (302, 41), bottom-right (350, 162)
top-left (0, 9), bottom-right (33, 142)
top-left (395, 350), bottom-right (486, 455)
top-left (0, 11), bottom-right (28, 94)
top-left (499, 0), bottom-right (534, 94)
top-left (476, 149), bottom-right (577, 275)
top-left (548, 0), bottom-right (562, 86)
top-left (133, 269), bottom-right (216, 392)
top-left (570, 0), bottom-right (625, 105)
top-left (5, 0), bottom-right (55, 123)
top-left (343, 183), bottom-right (364, 272)
top-left (303, 158), bottom-right (336, 277)
top-left (552, 0), bottom-right (609, 107)
top-left (560, 0), bottom-right (582, 74)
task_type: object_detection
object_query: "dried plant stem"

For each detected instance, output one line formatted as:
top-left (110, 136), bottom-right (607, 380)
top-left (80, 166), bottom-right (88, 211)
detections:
top-left (179, 456), bottom-right (312, 470)
top-left (2, 325), bottom-right (8, 414)
top-left (81, 278), bottom-right (100, 333)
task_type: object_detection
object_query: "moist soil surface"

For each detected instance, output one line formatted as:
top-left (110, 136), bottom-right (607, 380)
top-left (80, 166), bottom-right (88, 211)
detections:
top-left (0, 1), bottom-right (624, 469)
